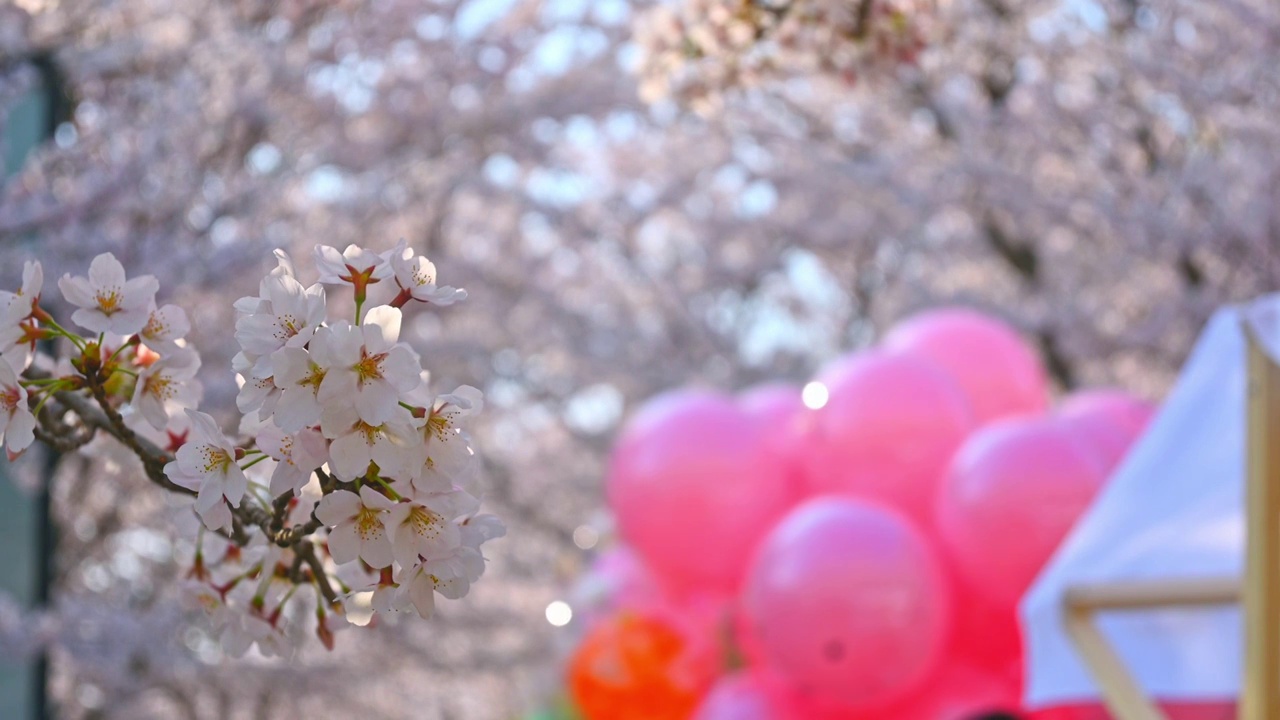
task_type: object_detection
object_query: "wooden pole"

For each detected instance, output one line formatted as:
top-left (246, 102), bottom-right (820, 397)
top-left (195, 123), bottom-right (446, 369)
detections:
top-left (1062, 577), bottom-right (1239, 720)
top-left (1241, 328), bottom-right (1280, 720)
top-left (1064, 604), bottom-right (1168, 720)
top-left (1065, 577), bottom-right (1240, 612)
top-left (1057, 317), bottom-right (1280, 720)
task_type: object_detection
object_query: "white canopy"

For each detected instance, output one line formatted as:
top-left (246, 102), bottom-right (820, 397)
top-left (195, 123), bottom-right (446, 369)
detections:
top-left (1021, 295), bottom-right (1280, 707)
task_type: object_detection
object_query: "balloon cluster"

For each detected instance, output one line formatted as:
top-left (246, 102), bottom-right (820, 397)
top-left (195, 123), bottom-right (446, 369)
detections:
top-left (563, 308), bottom-right (1158, 719)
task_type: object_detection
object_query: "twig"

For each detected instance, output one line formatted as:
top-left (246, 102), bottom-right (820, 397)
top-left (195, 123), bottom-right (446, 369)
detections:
top-left (296, 541), bottom-right (338, 605)
top-left (26, 366), bottom-right (343, 601)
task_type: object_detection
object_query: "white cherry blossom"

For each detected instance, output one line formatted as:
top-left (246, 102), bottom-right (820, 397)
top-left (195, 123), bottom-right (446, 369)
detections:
top-left (132, 347), bottom-right (201, 430)
top-left (57, 252), bottom-right (159, 335)
top-left (0, 262), bottom-right (43, 370)
top-left (270, 346), bottom-right (326, 432)
top-left (164, 409), bottom-right (249, 531)
top-left (315, 486), bottom-right (397, 568)
top-left (312, 307), bottom-right (421, 426)
top-left (322, 414), bottom-right (421, 481)
top-left (0, 310), bottom-right (36, 372)
top-left (390, 509), bottom-right (503, 620)
top-left (124, 400), bottom-right (196, 455)
top-left (394, 551), bottom-right (482, 619)
top-left (314, 244), bottom-right (392, 288)
top-left (269, 248), bottom-right (298, 279)
top-left (396, 559), bottom-right (440, 619)
top-left (256, 426), bottom-right (327, 496)
top-left (411, 385), bottom-right (483, 492)
top-left (179, 580), bottom-right (235, 632)
top-left (459, 513), bottom-right (508, 550)
top-left (234, 272), bottom-right (325, 361)
top-left (5, 244), bottom-right (497, 652)
top-left (0, 261), bottom-right (42, 321)
top-left (425, 385), bottom-right (484, 442)
top-left (387, 241), bottom-right (466, 306)
top-left (236, 372), bottom-right (281, 418)
top-left (0, 359), bottom-right (35, 459)
top-left (221, 611), bottom-right (280, 659)
top-left (139, 303), bottom-right (190, 354)
top-left (387, 498), bottom-right (464, 567)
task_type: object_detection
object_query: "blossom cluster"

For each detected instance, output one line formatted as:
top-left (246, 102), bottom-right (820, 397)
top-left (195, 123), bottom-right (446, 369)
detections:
top-left (633, 0), bottom-right (932, 113)
top-left (0, 243), bottom-right (503, 658)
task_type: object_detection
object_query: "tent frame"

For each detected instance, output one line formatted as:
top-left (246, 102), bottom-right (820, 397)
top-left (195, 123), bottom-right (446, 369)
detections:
top-left (1060, 326), bottom-right (1280, 720)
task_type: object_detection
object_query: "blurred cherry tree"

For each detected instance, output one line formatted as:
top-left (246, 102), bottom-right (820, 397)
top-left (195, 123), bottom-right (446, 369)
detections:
top-left (1, 0), bottom-right (1278, 716)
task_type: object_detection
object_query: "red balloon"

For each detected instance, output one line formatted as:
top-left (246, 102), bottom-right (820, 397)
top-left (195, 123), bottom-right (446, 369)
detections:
top-left (936, 416), bottom-right (1107, 610)
top-left (569, 612), bottom-right (715, 720)
top-left (802, 351), bottom-right (975, 525)
top-left (1058, 389), bottom-right (1156, 474)
top-left (885, 308), bottom-right (1050, 425)
top-left (873, 663), bottom-right (1021, 720)
top-left (946, 567), bottom-right (1024, 684)
top-left (1027, 706), bottom-right (1109, 720)
top-left (608, 390), bottom-right (795, 594)
top-left (1028, 702), bottom-right (1235, 720)
top-left (574, 547), bottom-right (734, 677)
top-left (743, 498), bottom-right (953, 710)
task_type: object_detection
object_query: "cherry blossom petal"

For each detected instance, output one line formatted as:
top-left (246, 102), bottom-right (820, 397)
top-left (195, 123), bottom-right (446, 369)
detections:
top-left (363, 306), bottom-right (402, 348)
top-left (185, 409), bottom-right (225, 445)
top-left (4, 409), bottom-right (35, 455)
top-left (200, 499), bottom-right (233, 532)
top-left (354, 380), bottom-right (398, 426)
top-left (329, 432), bottom-right (372, 479)
top-left (360, 533), bottom-right (394, 569)
top-left (407, 572), bottom-right (436, 619)
top-left (87, 252), bottom-right (126, 289)
top-left (326, 522), bottom-right (361, 565)
top-left (57, 275), bottom-right (95, 308)
top-left (358, 484), bottom-right (397, 511)
top-left (121, 274), bottom-right (160, 308)
top-left (69, 307), bottom-right (111, 334)
top-left (383, 346), bottom-right (422, 392)
top-left (315, 489), bottom-right (361, 525)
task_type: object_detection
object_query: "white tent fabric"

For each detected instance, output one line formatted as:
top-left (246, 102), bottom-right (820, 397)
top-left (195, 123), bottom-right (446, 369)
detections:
top-left (1021, 294), bottom-right (1280, 706)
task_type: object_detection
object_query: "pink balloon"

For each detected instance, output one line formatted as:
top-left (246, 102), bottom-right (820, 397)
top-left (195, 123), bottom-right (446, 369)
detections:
top-left (608, 390), bottom-right (795, 594)
top-left (873, 663), bottom-right (1020, 720)
top-left (936, 416), bottom-right (1107, 610)
top-left (574, 547), bottom-right (733, 675)
top-left (1058, 389), bottom-right (1156, 474)
top-left (738, 384), bottom-right (811, 501)
top-left (660, 591), bottom-right (734, 676)
top-left (571, 546), bottom-right (665, 627)
top-left (693, 673), bottom-right (793, 720)
top-left (885, 308), bottom-right (1050, 424)
top-left (802, 351), bottom-right (974, 525)
top-left (743, 498), bottom-right (953, 710)
top-left (698, 670), bottom-right (855, 720)
top-left (730, 597), bottom-right (768, 669)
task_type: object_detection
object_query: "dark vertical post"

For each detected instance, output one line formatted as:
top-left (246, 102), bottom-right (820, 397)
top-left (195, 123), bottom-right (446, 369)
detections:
top-left (0, 53), bottom-right (66, 720)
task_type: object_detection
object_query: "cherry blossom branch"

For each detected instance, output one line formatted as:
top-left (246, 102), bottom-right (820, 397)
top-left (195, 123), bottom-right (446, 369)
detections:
top-left (32, 396), bottom-right (97, 452)
top-left (295, 541), bottom-right (339, 606)
top-left (2, 245), bottom-right (502, 657)
top-left (80, 369), bottom-right (187, 494)
top-left (39, 371), bottom-right (292, 545)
